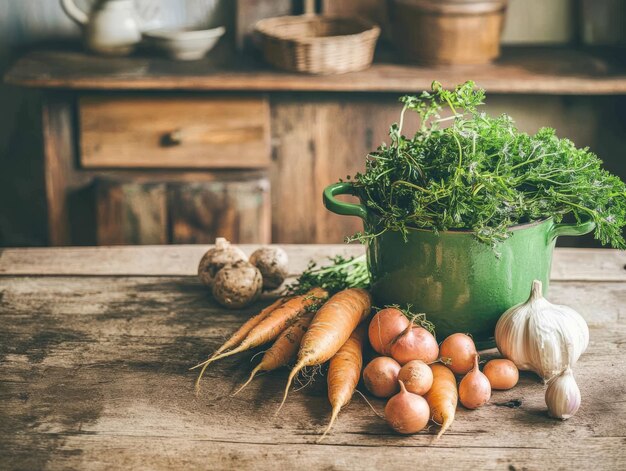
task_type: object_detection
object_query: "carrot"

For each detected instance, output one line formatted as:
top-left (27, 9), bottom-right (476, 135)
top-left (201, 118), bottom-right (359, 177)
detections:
top-left (319, 323), bottom-right (367, 442)
top-left (424, 363), bottom-right (458, 439)
top-left (210, 298), bottom-right (286, 360)
top-left (193, 287), bottom-right (328, 392)
top-left (233, 309), bottom-right (316, 396)
top-left (278, 288), bottom-right (372, 412)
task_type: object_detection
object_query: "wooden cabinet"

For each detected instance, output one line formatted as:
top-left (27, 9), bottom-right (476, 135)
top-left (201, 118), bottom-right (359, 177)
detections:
top-left (41, 94), bottom-right (272, 246)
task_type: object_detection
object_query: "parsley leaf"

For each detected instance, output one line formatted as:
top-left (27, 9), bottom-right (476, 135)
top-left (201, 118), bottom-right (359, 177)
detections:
top-left (348, 81), bottom-right (626, 249)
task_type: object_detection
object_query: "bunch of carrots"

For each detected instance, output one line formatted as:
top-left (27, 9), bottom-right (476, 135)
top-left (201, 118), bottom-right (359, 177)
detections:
top-left (193, 287), bottom-right (372, 438)
top-left (192, 284), bottom-right (469, 441)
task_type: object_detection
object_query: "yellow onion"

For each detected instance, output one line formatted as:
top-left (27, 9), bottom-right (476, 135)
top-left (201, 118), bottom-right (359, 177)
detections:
top-left (385, 381), bottom-right (430, 434)
top-left (459, 355), bottom-right (491, 409)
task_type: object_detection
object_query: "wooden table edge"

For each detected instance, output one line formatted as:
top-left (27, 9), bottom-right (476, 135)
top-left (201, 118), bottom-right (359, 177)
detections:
top-left (0, 245), bottom-right (624, 282)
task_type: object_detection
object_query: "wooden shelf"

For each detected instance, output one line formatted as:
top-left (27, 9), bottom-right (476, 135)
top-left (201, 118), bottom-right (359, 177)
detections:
top-left (5, 47), bottom-right (626, 94)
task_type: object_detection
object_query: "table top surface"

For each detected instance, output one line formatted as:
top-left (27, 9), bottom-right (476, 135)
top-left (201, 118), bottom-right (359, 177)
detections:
top-left (0, 245), bottom-right (625, 470)
top-left (5, 47), bottom-right (626, 95)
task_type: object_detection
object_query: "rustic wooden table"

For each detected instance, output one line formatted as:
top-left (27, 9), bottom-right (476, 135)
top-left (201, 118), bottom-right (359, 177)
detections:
top-left (1, 245), bottom-right (625, 470)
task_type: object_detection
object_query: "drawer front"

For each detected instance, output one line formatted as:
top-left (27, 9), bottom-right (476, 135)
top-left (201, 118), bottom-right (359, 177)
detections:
top-left (94, 175), bottom-right (271, 245)
top-left (79, 96), bottom-right (270, 169)
top-left (168, 179), bottom-right (271, 244)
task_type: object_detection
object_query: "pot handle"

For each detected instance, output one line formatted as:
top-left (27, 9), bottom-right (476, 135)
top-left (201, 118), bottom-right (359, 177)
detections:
top-left (323, 182), bottom-right (368, 220)
top-left (549, 218), bottom-right (595, 241)
top-left (60, 0), bottom-right (88, 25)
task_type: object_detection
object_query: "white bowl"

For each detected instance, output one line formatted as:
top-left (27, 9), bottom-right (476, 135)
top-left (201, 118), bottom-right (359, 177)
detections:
top-left (144, 26), bottom-right (226, 61)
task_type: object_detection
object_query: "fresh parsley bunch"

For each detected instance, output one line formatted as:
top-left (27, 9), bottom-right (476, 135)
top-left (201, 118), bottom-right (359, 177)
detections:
top-left (287, 255), bottom-right (369, 295)
top-left (349, 81), bottom-right (626, 248)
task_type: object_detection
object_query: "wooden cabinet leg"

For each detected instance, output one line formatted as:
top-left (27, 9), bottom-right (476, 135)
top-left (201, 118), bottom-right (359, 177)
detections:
top-left (42, 96), bottom-right (76, 246)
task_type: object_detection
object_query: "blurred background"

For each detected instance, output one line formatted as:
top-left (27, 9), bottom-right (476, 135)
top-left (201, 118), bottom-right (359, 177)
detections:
top-left (1, 0), bottom-right (625, 248)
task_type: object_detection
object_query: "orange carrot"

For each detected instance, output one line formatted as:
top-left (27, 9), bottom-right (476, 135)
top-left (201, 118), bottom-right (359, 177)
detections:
top-left (424, 363), bottom-right (458, 439)
top-left (211, 298), bottom-right (286, 360)
top-left (233, 310), bottom-right (316, 396)
top-left (193, 287), bottom-right (328, 391)
top-left (319, 323), bottom-right (367, 441)
top-left (278, 288), bottom-right (372, 411)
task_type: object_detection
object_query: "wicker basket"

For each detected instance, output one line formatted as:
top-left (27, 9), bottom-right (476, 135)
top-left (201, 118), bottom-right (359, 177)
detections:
top-left (255, 15), bottom-right (380, 75)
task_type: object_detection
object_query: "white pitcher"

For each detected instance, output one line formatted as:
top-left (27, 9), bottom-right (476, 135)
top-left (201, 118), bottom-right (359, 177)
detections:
top-left (61, 0), bottom-right (143, 55)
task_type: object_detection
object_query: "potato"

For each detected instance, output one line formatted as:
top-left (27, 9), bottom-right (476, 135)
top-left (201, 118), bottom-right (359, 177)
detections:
top-left (249, 247), bottom-right (289, 290)
top-left (211, 261), bottom-right (262, 309)
top-left (198, 237), bottom-right (247, 288)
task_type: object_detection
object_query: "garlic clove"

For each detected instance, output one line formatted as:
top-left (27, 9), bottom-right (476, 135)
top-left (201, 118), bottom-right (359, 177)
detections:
top-left (545, 367), bottom-right (581, 420)
top-left (495, 280), bottom-right (589, 381)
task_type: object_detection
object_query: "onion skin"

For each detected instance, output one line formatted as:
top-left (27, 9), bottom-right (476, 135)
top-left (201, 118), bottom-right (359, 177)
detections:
top-left (398, 360), bottom-right (433, 396)
top-left (385, 381), bottom-right (430, 434)
top-left (390, 324), bottom-right (439, 366)
top-left (459, 355), bottom-right (491, 409)
top-left (363, 357), bottom-right (401, 398)
top-left (440, 333), bottom-right (477, 375)
top-left (483, 359), bottom-right (519, 390)
top-left (368, 308), bottom-right (410, 355)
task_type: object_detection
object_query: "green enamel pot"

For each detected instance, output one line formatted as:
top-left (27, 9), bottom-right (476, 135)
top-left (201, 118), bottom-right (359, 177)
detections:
top-left (323, 182), bottom-right (595, 348)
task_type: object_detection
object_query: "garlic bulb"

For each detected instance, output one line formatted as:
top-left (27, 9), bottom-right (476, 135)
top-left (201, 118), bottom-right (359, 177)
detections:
top-left (495, 280), bottom-right (589, 381)
top-left (545, 367), bottom-right (581, 419)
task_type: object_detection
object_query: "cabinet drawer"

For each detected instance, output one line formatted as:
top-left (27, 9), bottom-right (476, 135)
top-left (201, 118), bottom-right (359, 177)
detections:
top-left (94, 174), bottom-right (271, 245)
top-left (79, 96), bottom-right (270, 169)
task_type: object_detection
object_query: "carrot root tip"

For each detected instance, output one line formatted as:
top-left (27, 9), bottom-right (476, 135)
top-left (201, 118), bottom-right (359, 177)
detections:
top-left (436, 418), bottom-right (452, 439)
top-left (317, 406), bottom-right (340, 443)
top-left (355, 389), bottom-right (384, 420)
top-left (193, 344), bottom-right (248, 394)
top-left (276, 363), bottom-right (303, 416)
top-left (232, 365), bottom-right (262, 397)
top-left (194, 361), bottom-right (211, 396)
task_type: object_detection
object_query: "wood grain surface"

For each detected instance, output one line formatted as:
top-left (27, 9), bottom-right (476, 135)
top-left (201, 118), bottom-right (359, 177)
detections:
top-left (1, 246), bottom-right (625, 280)
top-left (269, 96), bottom-right (422, 244)
top-left (79, 96), bottom-right (271, 169)
top-left (0, 245), bottom-right (624, 470)
top-left (42, 96), bottom-right (90, 246)
top-left (94, 177), bottom-right (271, 245)
top-left (322, 0), bottom-right (392, 40)
top-left (95, 180), bottom-right (168, 245)
top-left (235, 0), bottom-right (292, 51)
top-left (168, 179), bottom-right (271, 244)
top-left (6, 48), bottom-right (626, 95)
